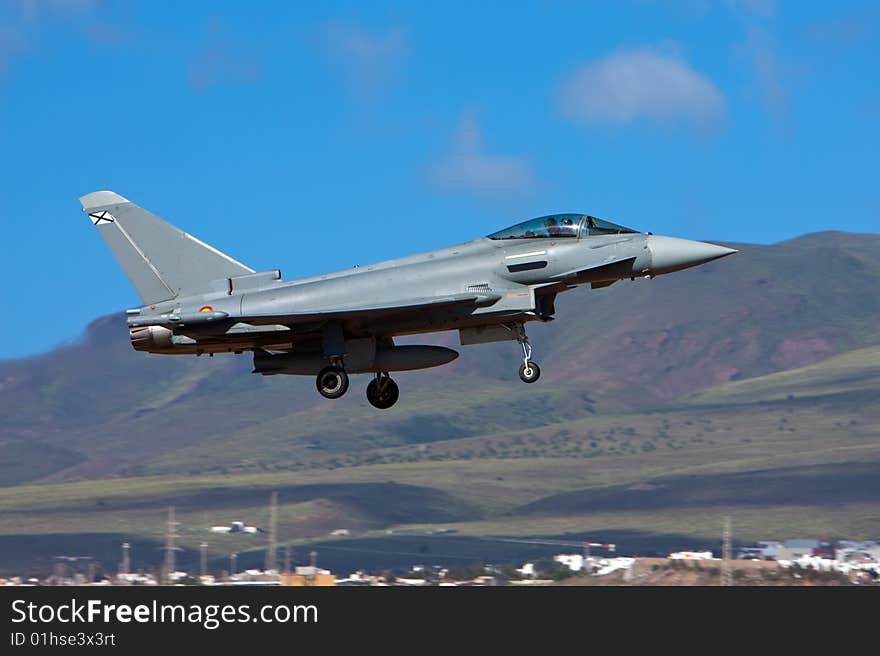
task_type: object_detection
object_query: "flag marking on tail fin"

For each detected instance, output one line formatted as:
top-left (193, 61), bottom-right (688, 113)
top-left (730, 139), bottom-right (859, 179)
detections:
top-left (89, 211), bottom-right (115, 225)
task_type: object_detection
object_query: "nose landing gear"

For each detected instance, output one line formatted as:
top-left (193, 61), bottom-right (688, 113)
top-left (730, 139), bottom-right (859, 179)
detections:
top-left (519, 361), bottom-right (541, 383)
top-left (366, 372), bottom-right (399, 409)
top-left (316, 365), bottom-right (349, 399)
top-left (515, 324), bottom-right (540, 383)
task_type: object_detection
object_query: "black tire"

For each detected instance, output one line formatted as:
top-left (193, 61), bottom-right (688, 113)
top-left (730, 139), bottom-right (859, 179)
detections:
top-left (316, 366), bottom-right (349, 399)
top-left (366, 376), bottom-right (400, 409)
top-left (518, 362), bottom-right (541, 383)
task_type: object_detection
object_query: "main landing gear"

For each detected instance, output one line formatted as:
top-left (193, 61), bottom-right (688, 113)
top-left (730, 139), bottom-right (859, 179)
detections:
top-left (315, 365), bottom-right (400, 409)
top-left (316, 365), bottom-right (349, 399)
top-left (366, 373), bottom-right (399, 409)
top-left (515, 324), bottom-right (540, 384)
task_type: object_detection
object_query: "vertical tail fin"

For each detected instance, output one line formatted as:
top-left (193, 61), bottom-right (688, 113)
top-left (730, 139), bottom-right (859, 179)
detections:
top-left (79, 191), bottom-right (254, 305)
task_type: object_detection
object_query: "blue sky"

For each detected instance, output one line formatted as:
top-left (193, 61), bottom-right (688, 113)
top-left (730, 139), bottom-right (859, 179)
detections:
top-left (0, 0), bottom-right (877, 359)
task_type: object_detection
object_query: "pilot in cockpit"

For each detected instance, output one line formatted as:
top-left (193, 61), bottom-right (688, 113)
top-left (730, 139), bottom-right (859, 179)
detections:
top-left (544, 217), bottom-right (561, 237)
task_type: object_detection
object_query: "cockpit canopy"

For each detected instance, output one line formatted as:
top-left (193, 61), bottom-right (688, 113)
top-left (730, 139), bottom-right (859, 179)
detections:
top-left (582, 215), bottom-right (639, 237)
top-left (487, 214), bottom-right (638, 240)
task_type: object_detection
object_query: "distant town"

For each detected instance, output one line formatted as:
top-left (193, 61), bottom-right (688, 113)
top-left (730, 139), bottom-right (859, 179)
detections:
top-left (2, 534), bottom-right (878, 587)
top-left (2, 489), bottom-right (877, 587)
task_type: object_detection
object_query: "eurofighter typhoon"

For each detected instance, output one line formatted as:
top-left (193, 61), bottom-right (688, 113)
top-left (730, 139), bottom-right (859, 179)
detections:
top-left (80, 191), bottom-right (736, 409)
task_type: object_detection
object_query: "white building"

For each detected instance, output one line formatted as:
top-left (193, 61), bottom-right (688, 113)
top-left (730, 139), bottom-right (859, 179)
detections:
top-left (115, 572), bottom-right (157, 585)
top-left (395, 577), bottom-right (428, 586)
top-left (554, 554), bottom-right (585, 572)
top-left (776, 540), bottom-right (821, 561)
top-left (594, 558), bottom-right (636, 577)
top-left (738, 540), bottom-right (782, 560)
top-left (669, 551), bottom-right (715, 560)
top-left (835, 541), bottom-right (880, 564)
top-left (210, 521), bottom-right (260, 534)
top-left (517, 563), bottom-right (535, 578)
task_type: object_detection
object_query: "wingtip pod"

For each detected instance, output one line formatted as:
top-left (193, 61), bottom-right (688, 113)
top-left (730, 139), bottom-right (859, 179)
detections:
top-left (79, 190), bottom-right (131, 212)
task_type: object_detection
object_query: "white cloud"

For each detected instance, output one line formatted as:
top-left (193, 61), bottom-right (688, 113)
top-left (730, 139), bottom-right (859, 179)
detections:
top-left (727, 0), bottom-right (776, 17)
top-left (0, 0), bottom-right (101, 75)
top-left (806, 17), bottom-right (869, 47)
top-left (0, 26), bottom-right (28, 75)
top-left (726, 0), bottom-right (792, 115)
top-left (728, 0), bottom-right (776, 17)
top-left (8, 0), bottom-right (100, 22)
top-left (312, 21), bottom-right (408, 98)
top-left (429, 114), bottom-right (536, 199)
top-left (744, 27), bottom-right (786, 111)
top-left (558, 47), bottom-right (726, 132)
top-left (189, 21), bottom-right (261, 90)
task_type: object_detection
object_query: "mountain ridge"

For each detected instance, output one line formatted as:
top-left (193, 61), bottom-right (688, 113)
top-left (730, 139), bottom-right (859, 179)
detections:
top-left (1, 230), bottom-right (878, 485)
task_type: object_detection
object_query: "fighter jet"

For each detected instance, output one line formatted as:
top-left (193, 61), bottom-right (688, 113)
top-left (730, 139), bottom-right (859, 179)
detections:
top-left (80, 191), bottom-right (736, 409)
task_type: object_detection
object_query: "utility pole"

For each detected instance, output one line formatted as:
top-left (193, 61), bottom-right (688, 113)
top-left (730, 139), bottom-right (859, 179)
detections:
top-left (120, 542), bottom-right (130, 576)
top-left (721, 515), bottom-right (732, 586)
top-left (162, 506), bottom-right (178, 585)
top-left (52, 561), bottom-right (65, 584)
top-left (200, 542), bottom-right (208, 578)
top-left (308, 551), bottom-right (318, 585)
top-left (582, 541), bottom-right (615, 570)
top-left (284, 545), bottom-right (292, 574)
top-left (265, 491), bottom-right (278, 572)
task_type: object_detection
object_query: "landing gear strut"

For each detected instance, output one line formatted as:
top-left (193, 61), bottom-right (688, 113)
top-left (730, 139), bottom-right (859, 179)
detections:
top-left (515, 324), bottom-right (541, 383)
top-left (316, 365), bottom-right (349, 399)
top-left (366, 372), bottom-right (399, 409)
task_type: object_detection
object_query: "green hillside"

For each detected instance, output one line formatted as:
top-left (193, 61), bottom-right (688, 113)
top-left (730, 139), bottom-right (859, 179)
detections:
top-left (0, 231), bottom-right (878, 574)
top-left (2, 231), bottom-right (879, 484)
top-left (685, 345), bottom-right (880, 408)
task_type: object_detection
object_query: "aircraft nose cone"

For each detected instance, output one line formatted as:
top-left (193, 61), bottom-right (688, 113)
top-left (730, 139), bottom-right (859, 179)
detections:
top-left (648, 235), bottom-right (737, 275)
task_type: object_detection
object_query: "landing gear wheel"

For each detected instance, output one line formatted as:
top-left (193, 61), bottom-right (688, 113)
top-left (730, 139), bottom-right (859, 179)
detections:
top-left (518, 362), bottom-right (541, 383)
top-left (366, 375), bottom-right (399, 409)
top-left (316, 366), bottom-right (349, 399)
top-left (513, 323), bottom-right (540, 384)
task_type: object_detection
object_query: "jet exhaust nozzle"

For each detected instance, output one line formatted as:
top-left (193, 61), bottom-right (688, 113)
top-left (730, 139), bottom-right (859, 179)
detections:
top-left (129, 325), bottom-right (174, 351)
